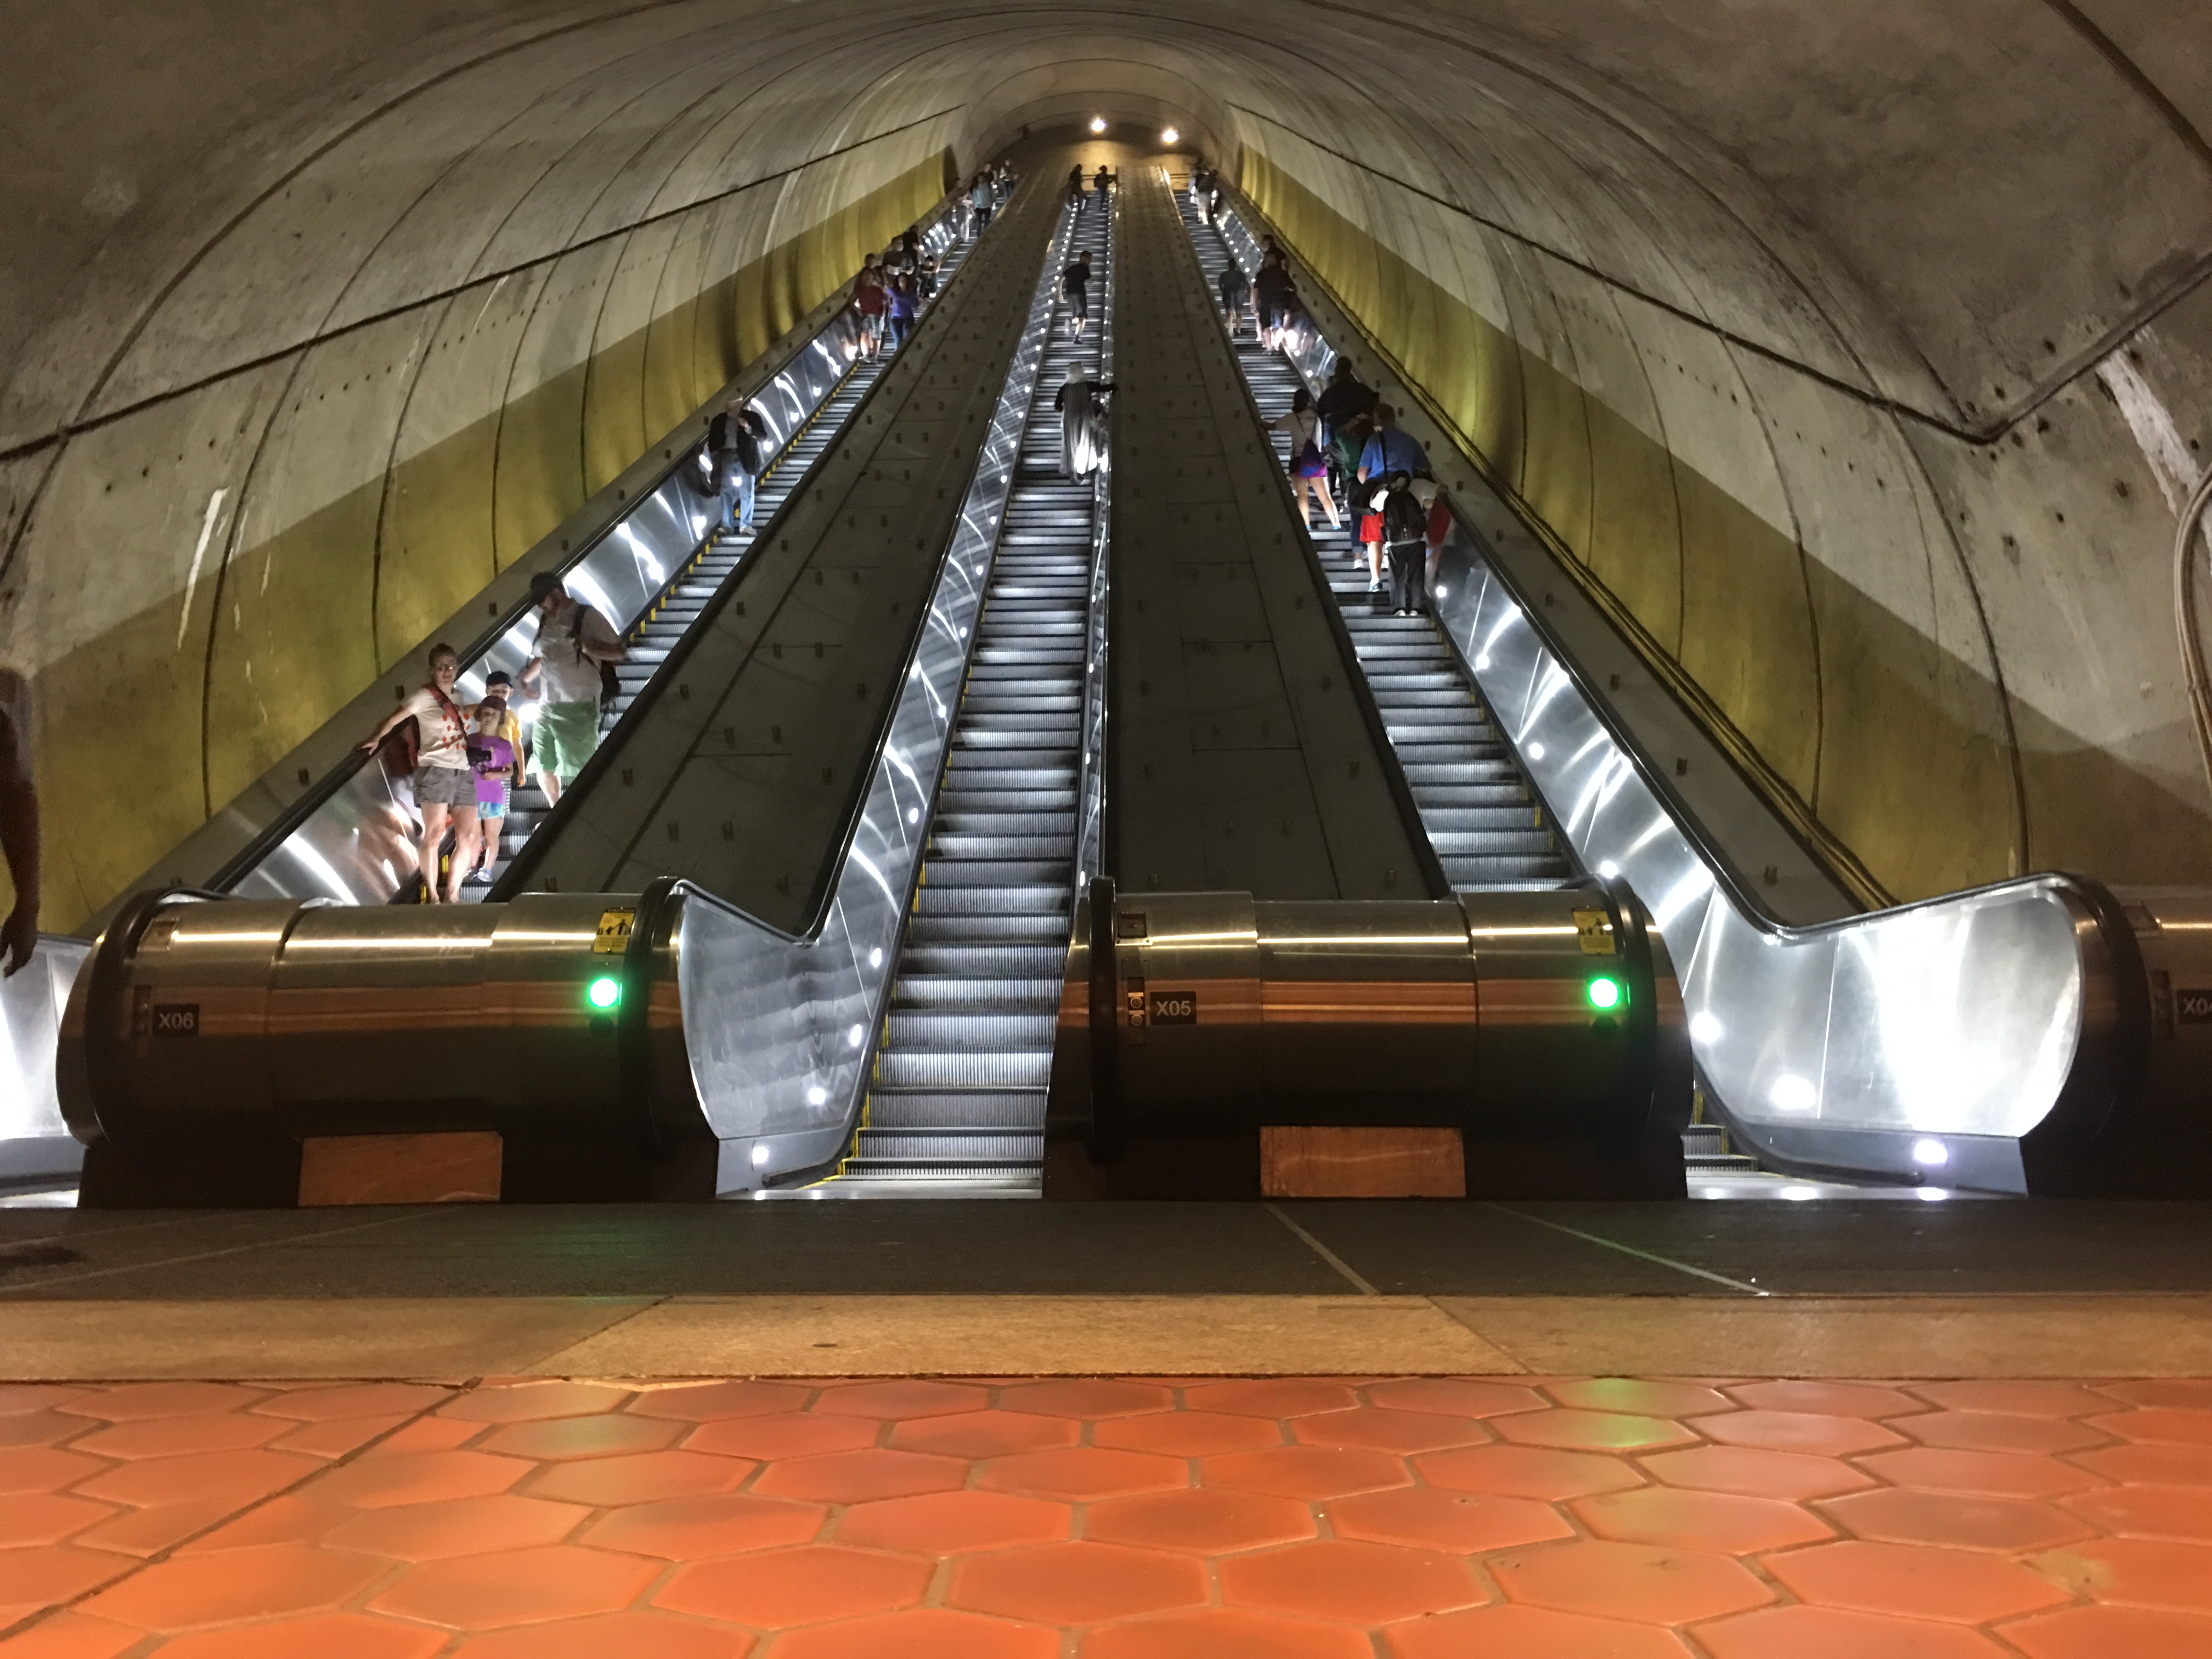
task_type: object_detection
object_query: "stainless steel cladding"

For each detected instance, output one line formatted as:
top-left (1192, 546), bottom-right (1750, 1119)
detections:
top-left (59, 891), bottom-right (693, 1166)
top-left (1052, 878), bottom-right (1688, 1161)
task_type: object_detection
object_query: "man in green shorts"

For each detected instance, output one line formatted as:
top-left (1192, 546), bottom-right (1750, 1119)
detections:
top-left (520, 572), bottom-right (625, 803)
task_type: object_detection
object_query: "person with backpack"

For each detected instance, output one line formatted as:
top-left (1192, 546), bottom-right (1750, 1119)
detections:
top-left (1269, 388), bottom-right (1339, 532)
top-left (1317, 360), bottom-right (1378, 507)
top-left (520, 573), bottom-right (624, 803)
top-left (358, 642), bottom-right (481, 902)
top-left (1062, 249), bottom-right (1093, 338)
top-left (706, 399), bottom-right (764, 536)
top-left (1054, 363), bottom-right (1114, 478)
top-left (1358, 403), bottom-right (1430, 488)
top-left (1218, 259), bottom-right (1251, 340)
top-left (1375, 472), bottom-right (1431, 616)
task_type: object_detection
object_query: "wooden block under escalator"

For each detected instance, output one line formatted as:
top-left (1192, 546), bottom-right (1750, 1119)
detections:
top-left (1260, 1126), bottom-right (1465, 1198)
top-left (298, 1132), bottom-right (503, 1206)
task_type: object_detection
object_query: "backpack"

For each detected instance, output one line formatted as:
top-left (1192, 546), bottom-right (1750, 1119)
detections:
top-left (570, 608), bottom-right (622, 716)
top-left (1381, 483), bottom-right (1427, 546)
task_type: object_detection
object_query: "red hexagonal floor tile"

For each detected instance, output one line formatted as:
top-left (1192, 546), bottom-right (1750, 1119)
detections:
top-left (1572, 1484), bottom-right (1833, 1553)
top-left (580, 1491), bottom-right (825, 1558)
top-left (814, 1381), bottom-right (990, 1420)
top-left (0, 1493), bottom-right (114, 1549)
top-left (1415, 1443), bottom-right (1642, 1500)
top-left (1293, 1408), bottom-right (1489, 1455)
top-left (839, 1489), bottom-right (1070, 1554)
top-left (1000, 1380), bottom-right (1175, 1419)
top-left (1366, 1379), bottom-right (1547, 1419)
top-left (1695, 1410), bottom-right (1906, 1458)
top-left (1547, 1380), bottom-right (1733, 1419)
top-left (67, 1412), bottom-right (291, 1461)
top-left (73, 1496), bottom-right (248, 1559)
top-left (952, 1540), bottom-right (1209, 1624)
top-left (367, 1543), bottom-right (659, 1629)
top-left (0, 1411), bottom-right (96, 1450)
top-left (1768, 1539), bottom-right (2070, 1623)
top-left (450, 1611), bottom-right (753, 1657)
top-left (2066, 1483), bottom-right (2212, 1542)
top-left (2000, 1604), bottom-right (2212, 1659)
top-left (0, 1447), bottom-right (109, 1496)
top-left (2028, 1537), bottom-right (2212, 1612)
top-left (149, 1612), bottom-right (451, 1659)
top-left (477, 1413), bottom-right (683, 1462)
top-left (890, 1411), bottom-right (1080, 1459)
top-left (1901, 1412), bottom-right (2112, 1457)
top-left (1912, 1381), bottom-right (2112, 1419)
top-left (2089, 1408), bottom-right (2212, 1447)
top-left (0, 1543), bottom-right (134, 1607)
top-left (754, 1447), bottom-right (967, 1504)
top-left (0, 1611), bottom-right (145, 1659)
top-left (526, 1450), bottom-right (753, 1506)
top-left (438, 1383), bottom-right (632, 1424)
top-left (293, 1449), bottom-right (529, 1510)
top-left (370, 1417), bottom-right (479, 1455)
top-left (626, 1380), bottom-right (814, 1421)
top-left (1694, 1604), bottom-right (2016, 1658)
top-left (55, 1383), bottom-right (266, 1422)
top-left (1087, 1487), bottom-right (1316, 1554)
top-left (1183, 1380), bottom-right (1360, 1419)
top-left (75, 1448), bottom-right (323, 1510)
top-left (686, 1413), bottom-right (880, 1460)
top-left (658, 1543), bottom-right (931, 1626)
top-left (269, 1414), bottom-right (415, 1461)
top-left (1327, 1487), bottom-right (1573, 1554)
top-left (2070, 1441), bottom-right (2212, 1487)
top-left (1492, 1409), bottom-right (1699, 1453)
top-left (1490, 1539), bottom-right (1774, 1625)
top-left (2099, 1381), bottom-right (2212, 1411)
top-left (774, 1607), bottom-right (1061, 1659)
top-left (323, 1494), bottom-right (590, 1560)
top-left (1200, 1444), bottom-right (1408, 1501)
top-left (1857, 1447), bottom-right (2101, 1500)
top-left (174, 1496), bottom-right (352, 1555)
top-left (1084, 1607), bottom-right (1377, 1659)
top-left (251, 1385), bottom-right (454, 1423)
top-left (1094, 1412), bottom-right (1284, 1457)
top-left (1221, 1538), bottom-right (1486, 1623)
top-left (1386, 1604), bottom-right (1696, 1658)
top-left (1728, 1381), bottom-right (1923, 1419)
top-left (981, 1446), bottom-right (1188, 1501)
top-left (0, 1385), bottom-right (88, 1415)
top-left (1821, 1487), bottom-right (2092, 1553)
top-left (84, 1543), bottom-right (387, 1631)
top-left (1639, 1444), bottom-right (1876, 1502)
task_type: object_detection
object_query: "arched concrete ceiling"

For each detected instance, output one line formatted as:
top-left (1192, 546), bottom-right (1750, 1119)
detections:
top-left (2, 0), bottom-right (2208, 927)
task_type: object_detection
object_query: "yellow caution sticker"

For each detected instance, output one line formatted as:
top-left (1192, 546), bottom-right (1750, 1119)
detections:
top-left (594, 908), bottom-right (637, 955)
top-left (1572, 909), bottom-right (1616, 956)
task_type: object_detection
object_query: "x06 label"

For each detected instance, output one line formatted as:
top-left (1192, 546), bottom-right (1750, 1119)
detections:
top-left (150, 1004), bottom-right (200, 1038)
top-left (2178, 988), bottom-right (2212, 1026)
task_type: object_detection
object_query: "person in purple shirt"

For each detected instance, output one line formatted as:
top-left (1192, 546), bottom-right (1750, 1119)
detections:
top-left (466, 698), bottom-right (518, 882)
top-left (887, 273), bottom-right (919, 351)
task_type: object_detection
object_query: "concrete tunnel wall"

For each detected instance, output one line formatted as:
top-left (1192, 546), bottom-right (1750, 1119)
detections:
top-left (2, 1), bottom-right (2209, 932)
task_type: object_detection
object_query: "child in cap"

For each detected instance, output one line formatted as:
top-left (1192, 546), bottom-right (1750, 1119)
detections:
top-left (466, 698), bottom-right (518, 881)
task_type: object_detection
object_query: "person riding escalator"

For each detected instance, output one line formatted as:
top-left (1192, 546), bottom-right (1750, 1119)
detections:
top-left (1056, 364), bottom-right (1114, 479)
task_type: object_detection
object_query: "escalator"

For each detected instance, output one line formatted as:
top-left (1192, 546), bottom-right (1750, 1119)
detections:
top-left (1179, 196), bottom-right (1575, 895)
top-left (822, 185), bottom-right (1116, 1194)
top-left (476, 245), bottom-right (975, 895)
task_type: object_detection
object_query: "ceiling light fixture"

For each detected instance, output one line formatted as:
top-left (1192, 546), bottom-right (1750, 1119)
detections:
top-left (1090, 116), bottom-right (1107, 134)
top-left (1160, 126), bottom-right (1181, 145)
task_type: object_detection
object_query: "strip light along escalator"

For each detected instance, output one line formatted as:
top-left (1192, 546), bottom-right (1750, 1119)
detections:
top-left (810, 187), bottom-right (1116, 1195)
top-left (1177, 184), bottom-right (1572, 894)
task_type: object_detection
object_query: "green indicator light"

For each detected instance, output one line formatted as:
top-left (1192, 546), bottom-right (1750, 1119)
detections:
top-left (1586, 975), bottom-right (1624, 1012)
top-left (586, 976), bottom-right (623, 1011)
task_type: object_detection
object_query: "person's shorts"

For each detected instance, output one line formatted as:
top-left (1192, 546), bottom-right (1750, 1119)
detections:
top-left (478, 800), bottom-right (508, 820)
top-left (413, 764), bottom-right (477, 808)
top-left (1260, 303), bottom-right (1285, 330)
top-left (860, 312), bottom-right (884, 340)
top-left (535, 700), bottom-right (602, 785)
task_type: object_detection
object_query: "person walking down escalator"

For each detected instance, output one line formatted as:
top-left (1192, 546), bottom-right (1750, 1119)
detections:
top-left (1062, 250), bottom-right (1093, 339)
top-left (520, 573), bottom-right (625, 805)
top-left (358, 643), bottom-right (481, 904)
top-left (1055, 364), bottom-right (1114, 479)
top-left (887, 272), bottom-right (919, 353)
top-left (969, 173), bottom-right (993, 235)
top-left (1093, 165), bottom-right (1112, 208)
top-left (851, 266), bottom-right (888, 362)
top-left (706, 399), bottom-right (764, 537)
